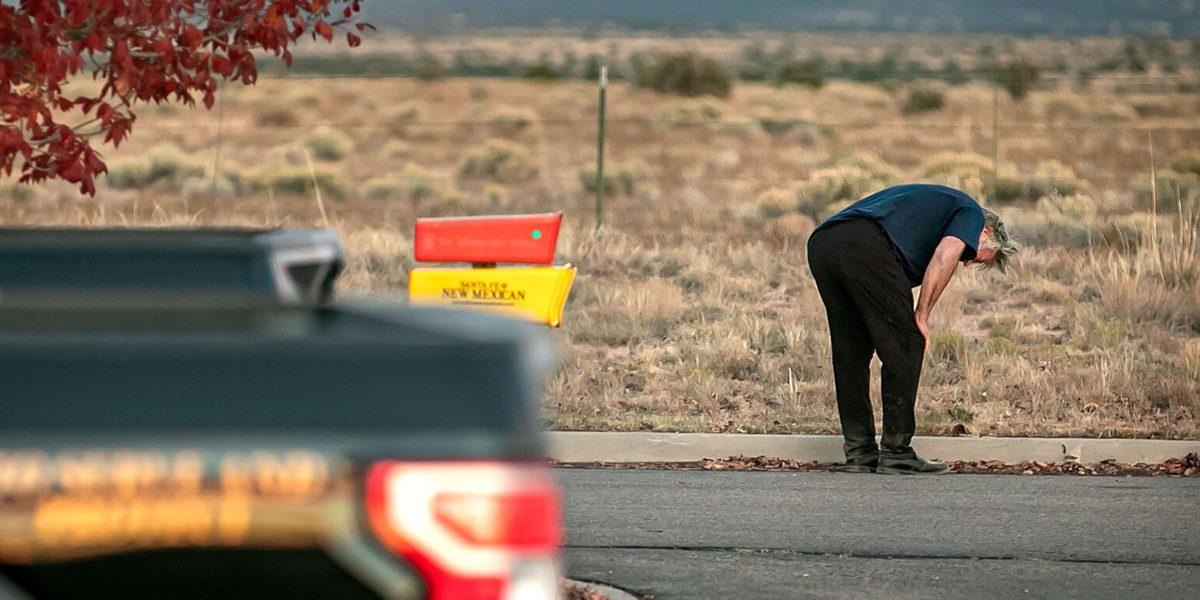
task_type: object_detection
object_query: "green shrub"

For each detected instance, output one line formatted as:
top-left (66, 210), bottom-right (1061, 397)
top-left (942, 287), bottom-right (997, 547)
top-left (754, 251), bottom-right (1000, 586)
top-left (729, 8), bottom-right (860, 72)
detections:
top-left (1132, 170), bottom-right (1200, 212)
top-left (180, 169), bottom-right (248, 197)
top-left (253, 165), bottom-right (347, 200)
top-left (946, 405), bottom-right (975, 422)
top-left (986, 176), bottom-right (1026, 204)
top-left (105, 158), bottom-right (153, 189)
top-left (1026, 160), bottom-right (1082, 199)
top-left (1036, 193), bottom-right (1098, 220)
top-left (901, 85), bottom-right (945, 114)
top-left (796, 166), bottom-right (880, 219)
top-left (397, 164), bottom-right (443, 204)
top-left (581, 163), bottom-right (643, 198)
top-left (487, 109), bottom-right (534, 135)
top-left (304, 127), bottom-right (353, 161)
top-left (636, 51), bottom-right (732, 98)
top-left (836, 152), bottom-right (903, 183)
top-left (522, 63), bottom-right (561, 81)
top-left (0, 181), bottom-right (34, 202)
top-left (930, 330), bottom-right (966, 364)
top-left (359, 177), bottom-right (401, 201)
top-left (256, 107), bottom-right (299, 127)
top-left (458, 140), bottom-right (538, 183)
top-left (1169, 150), bottom-right (1200, 177)
top-left (994, 57), bottom-right (1040, 100)
top-left (105, 144), bottom-right (205, 190)
top-left (793, 154), bottom-right (900, 220)
top-left (756, 118), bottom-right (825, 142)
top-left (775, 60), bottom-right (823, 88)
top-left (754, 188), bottom-right (794, 219)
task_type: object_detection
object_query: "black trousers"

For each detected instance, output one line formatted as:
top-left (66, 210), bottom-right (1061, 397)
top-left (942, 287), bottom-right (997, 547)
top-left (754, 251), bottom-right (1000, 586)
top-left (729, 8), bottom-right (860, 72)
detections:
top-left (807, 218), bottom-right (923, 460)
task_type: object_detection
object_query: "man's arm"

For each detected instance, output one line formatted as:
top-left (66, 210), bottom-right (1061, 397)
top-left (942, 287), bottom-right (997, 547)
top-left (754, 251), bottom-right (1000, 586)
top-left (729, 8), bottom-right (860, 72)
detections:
top-left (914, 236), bottom-right (967, 352)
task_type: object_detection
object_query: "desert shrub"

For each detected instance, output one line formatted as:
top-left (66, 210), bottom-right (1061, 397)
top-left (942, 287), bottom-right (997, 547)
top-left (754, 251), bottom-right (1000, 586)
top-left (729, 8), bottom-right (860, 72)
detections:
top-left (795, 167), bottom-right (876, 219)
top-left (252, 165), bottom-right (347, 200)
top-left (0, 181), bottom-right (34, 202)
top-left (1169, 150), bottom-right (1200, 177)
top-left (1090, 102), bottom-right (1137, 123)
top-left (1132, 170), bottom-right (1200, 212)
top-left (359, 178), bottom-right (401, 201)
top-left (304, 127), bottom-right (353, 161)
top-left (397, 164), bottom-right (444, 204)
top-left (794, 154), bottom-right (900, 220)
top-left (756, 118), bottom-right (826, 144)
top-left (946, 405), bottom-right (975, 422)
top-left (381, 140), bottom-right (412, 162)
top-left (763, 213), bottom-right (816, 247)
top-left (522, 63), bottom-right (561, 80)
top-left (1026, 160), bottom-right (1082, 199)
top-left (755, 188), bottom-right (794, 219)
top-left (901, 85), bottom-right (945, 114)
top-left (658, 100), bottom-right (722, 127)
top-left (1043, 96), bottom-right (1086, 121)
top-left (106, 143), bottom-right (205, 190)
top-left (930, 330), bottom-right (966, 364)
top-left (775, 60), bottom-right (823, 88)
top-left (836, 152), bottom-right (903, 183)
top-left (636, 51), bottom-right (732, 98)
top-left (921, 151), bottom-right (994, 182)
top-left (486, 108), bottom-right (534, 136)
top-left (1036, 193), bottom-right (1098, 220)
top-left (457, 139), bottom-right (538, 183)
top-left (256, 107), bottom-right (299, 127)
top-left (581, 163), bottom-right (643, 198)
top-left (412, 52), bottom-right (441, 81)
top-left (986, 176), bottom-right (1026, 204)
top-left (994, 57), bottom-right (1040, 100)
top-left (921, 152), bottom-right (1032, 203)
top-left (180, 169), bottom-right (248, 198)
top-left (105, 158), bottom-right (153, 189)
top-left (1003, 207), bottom-right (1095, 249)
top-left (1097, 213), bottom-right (1154, 251)
top-left (387, 103), bottom-right (422, 134)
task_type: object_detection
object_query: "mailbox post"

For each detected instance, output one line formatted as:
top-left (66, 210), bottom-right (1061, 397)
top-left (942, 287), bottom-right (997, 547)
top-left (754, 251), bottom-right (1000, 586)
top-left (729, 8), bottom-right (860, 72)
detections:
top-left (407, 212), bottom-right (576, 327)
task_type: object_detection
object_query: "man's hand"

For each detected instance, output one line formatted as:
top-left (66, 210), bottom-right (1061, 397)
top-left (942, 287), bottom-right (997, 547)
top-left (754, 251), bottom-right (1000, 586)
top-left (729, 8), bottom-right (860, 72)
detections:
top-left (915, 314), bottom-right (930, 353)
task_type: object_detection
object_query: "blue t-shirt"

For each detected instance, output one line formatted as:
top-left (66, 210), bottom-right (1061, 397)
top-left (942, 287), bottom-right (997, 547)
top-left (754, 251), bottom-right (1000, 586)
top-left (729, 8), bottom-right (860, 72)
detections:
top-left (814, 183), bottom-right (985, 287)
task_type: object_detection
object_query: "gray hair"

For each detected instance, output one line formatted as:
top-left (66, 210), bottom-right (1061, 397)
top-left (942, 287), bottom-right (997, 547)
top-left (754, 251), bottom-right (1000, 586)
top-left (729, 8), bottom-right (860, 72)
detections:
top-left (980, 207), bottom-right (1018, 272)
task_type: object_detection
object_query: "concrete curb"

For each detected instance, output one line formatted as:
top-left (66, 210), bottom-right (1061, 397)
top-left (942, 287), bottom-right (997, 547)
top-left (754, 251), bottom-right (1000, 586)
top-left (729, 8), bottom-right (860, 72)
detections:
top-left (546, 432), bottom-right (1200, 464)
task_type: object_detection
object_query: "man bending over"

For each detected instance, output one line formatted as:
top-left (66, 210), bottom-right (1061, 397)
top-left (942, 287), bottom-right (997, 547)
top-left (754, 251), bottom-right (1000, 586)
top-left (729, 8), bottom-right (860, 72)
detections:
top-left (807, 183), bottom-right (1017, 474)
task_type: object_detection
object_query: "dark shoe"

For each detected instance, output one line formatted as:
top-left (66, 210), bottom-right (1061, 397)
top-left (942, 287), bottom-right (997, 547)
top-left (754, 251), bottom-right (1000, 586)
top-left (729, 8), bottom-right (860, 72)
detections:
top-left (835, 455), bottom-right (879, 473)
top-left (876, 454), bottom-right (949, 475)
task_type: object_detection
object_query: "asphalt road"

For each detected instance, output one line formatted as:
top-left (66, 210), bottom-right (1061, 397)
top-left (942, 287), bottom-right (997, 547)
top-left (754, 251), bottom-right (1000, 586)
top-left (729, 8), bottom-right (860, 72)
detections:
top-left (559, 469), bottom-right (1200, 599)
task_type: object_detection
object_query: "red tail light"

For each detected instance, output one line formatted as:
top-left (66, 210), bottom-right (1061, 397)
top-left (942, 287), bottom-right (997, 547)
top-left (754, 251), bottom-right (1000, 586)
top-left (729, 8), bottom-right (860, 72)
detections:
top-left (365, 461), bottom-right (562, 600)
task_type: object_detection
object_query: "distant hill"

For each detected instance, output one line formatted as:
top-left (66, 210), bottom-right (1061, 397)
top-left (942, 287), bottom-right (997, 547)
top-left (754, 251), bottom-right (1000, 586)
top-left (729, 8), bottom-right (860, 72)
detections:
top-left (364, 1), bottom-right (1199, 37)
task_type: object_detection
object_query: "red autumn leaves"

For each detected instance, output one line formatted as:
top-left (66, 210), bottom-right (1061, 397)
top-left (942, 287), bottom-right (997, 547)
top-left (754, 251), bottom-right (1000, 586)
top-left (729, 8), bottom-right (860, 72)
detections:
top-left (0, 0), bottom-right (369, 195)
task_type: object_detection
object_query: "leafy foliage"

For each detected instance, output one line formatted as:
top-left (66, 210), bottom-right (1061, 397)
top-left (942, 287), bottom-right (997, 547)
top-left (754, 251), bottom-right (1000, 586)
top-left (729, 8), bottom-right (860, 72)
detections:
top-left (775, 60), bottom-right (823, 88)
top-left (636, 51), bottom-right (732, 98)
top-left (995, 57), bottom-right (1041, 100)
top-left (0, 0), bottom-right (368, 194)
top-left (901, 84), bottom-right (945, 114)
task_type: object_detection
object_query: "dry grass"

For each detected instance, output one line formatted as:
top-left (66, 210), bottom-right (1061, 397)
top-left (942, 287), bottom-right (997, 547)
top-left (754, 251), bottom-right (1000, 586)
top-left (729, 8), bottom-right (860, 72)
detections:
top-left (2, 49), bottom-right (1198, 440)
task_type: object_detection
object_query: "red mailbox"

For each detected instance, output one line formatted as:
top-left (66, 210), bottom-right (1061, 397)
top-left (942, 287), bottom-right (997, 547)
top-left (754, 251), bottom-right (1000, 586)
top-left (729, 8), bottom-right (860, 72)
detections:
top-left (413, 212), bottom-right (563, 265)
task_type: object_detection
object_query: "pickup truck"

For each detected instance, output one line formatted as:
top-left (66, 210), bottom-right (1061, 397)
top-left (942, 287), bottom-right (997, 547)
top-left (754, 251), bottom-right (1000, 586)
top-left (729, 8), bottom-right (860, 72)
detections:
top-left (0, 228), bottom-right (562, 600)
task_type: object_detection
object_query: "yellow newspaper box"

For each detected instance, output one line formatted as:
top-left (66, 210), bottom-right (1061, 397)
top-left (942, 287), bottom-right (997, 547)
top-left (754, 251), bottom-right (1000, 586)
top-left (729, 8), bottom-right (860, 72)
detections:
top-left (408, 265), bottom-right (576, 327)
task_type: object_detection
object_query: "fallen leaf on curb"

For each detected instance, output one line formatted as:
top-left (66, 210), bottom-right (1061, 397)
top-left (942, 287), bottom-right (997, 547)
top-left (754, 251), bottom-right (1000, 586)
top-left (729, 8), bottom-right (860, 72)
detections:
top-left (550, 453), bottom-right (1200, 477)
top-left (562, 580), bottom-right (610, 600)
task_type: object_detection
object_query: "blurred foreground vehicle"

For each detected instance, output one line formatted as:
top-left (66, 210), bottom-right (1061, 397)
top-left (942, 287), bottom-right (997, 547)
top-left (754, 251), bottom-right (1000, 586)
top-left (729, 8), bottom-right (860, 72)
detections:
top-left (0, 228), bottom-right (562, 600)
